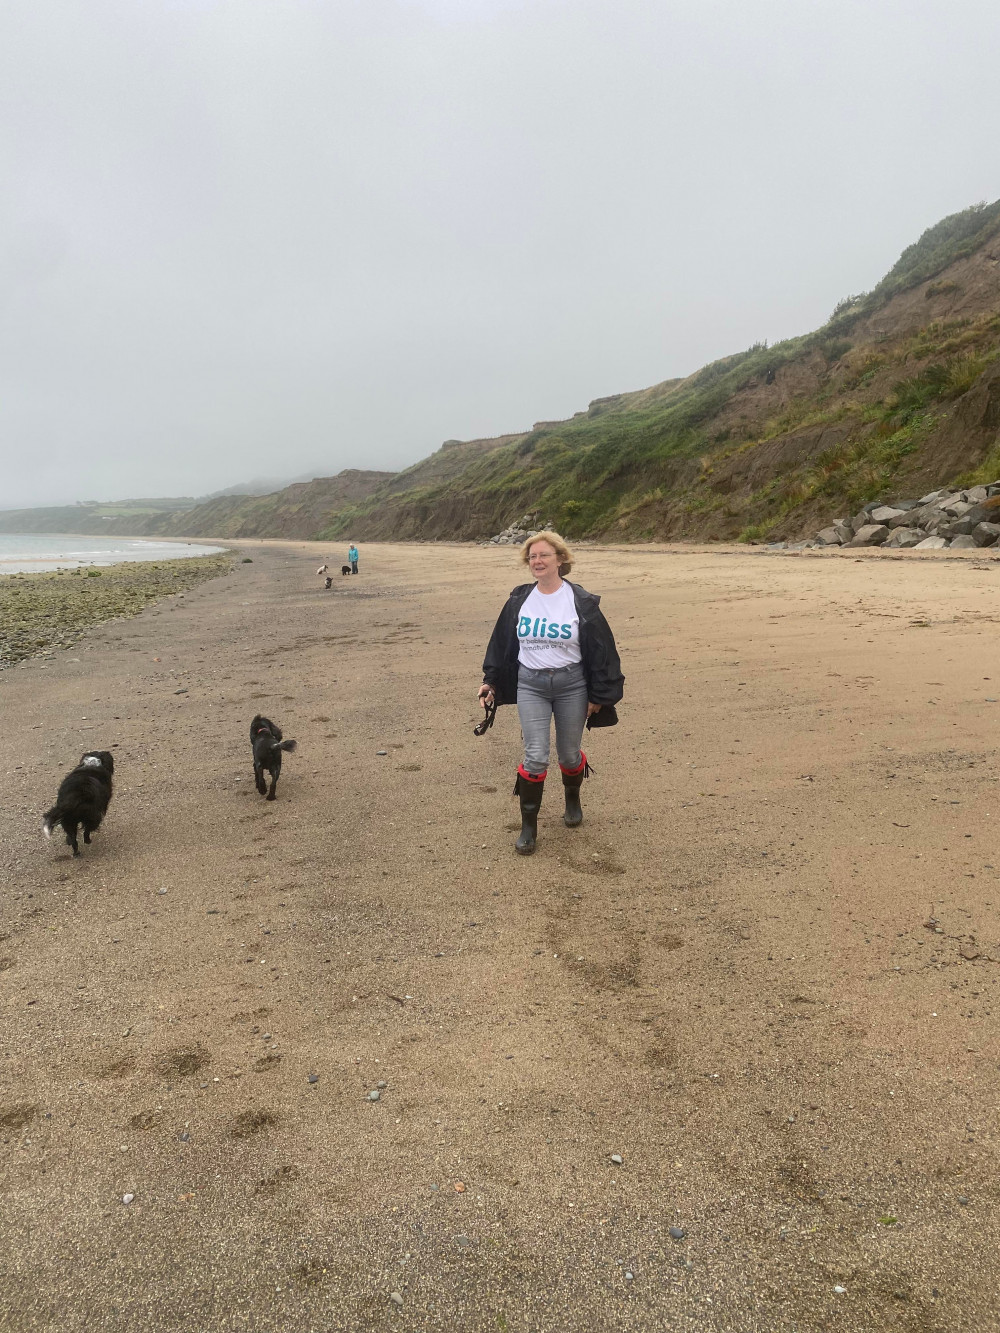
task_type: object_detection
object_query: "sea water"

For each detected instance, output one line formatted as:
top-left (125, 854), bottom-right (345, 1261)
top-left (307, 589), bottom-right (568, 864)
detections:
top-left (0, 533), bottom-right (226, 574)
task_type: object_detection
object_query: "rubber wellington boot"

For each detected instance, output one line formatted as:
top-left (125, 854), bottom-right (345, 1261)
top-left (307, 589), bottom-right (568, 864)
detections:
top-left (560, 753), bottom-right (591, 827)
top-left (513, 767), bottom-right (545, 855)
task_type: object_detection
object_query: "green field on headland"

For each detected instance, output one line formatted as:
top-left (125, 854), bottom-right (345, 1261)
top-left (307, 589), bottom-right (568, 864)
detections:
top-left (0, 552), bottom-right (233, 667)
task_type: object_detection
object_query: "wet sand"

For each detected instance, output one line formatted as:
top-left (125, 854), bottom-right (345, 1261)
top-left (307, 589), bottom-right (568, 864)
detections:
top-left (2, 539), bottom-right (1000, 1332)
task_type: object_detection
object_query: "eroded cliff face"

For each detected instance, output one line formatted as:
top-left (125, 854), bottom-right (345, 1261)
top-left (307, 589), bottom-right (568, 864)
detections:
top-left (164, 471), bottom-right (396, 539)
top-left (310, 212), bottom-right (1000, 545)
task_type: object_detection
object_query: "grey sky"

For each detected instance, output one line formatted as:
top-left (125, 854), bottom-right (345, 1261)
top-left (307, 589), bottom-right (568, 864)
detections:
top-left (2, 0), bottom-right (998, 509)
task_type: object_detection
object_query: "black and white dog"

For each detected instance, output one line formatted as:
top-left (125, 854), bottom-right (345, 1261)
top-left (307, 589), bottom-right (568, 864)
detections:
top-left (250, 715), bottom-right (297, 801)
top-left (43, 751), bottom-right (115, 856)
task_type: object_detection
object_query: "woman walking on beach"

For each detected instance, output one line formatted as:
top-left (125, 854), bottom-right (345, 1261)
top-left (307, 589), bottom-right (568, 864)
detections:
top-left (478, 530), bottom-right (624, 855)
top-left (348, 543), bottom-right (359, 575)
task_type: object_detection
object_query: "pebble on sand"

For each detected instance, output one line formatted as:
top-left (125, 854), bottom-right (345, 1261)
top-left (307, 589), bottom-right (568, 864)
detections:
top-left (368, 1090), bottom-right (381, 1101)
top-left (610, 1154), bottom-right (623, 1165)
top-left (122, 1193), bottom-right (135, 1205)
top-left (389, 1292), bottom-right (403, 1307)
top-left (668, 1226), bottom-right (685, 1240)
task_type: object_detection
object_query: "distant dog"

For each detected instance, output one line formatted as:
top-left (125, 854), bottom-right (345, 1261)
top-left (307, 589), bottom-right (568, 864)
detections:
top-left (341, 565), bottom-right (351, 576)
top-left (250, 715), bottom-right (297, 801)
top-left (316, 564), bottom-right (328, 576)
top-left (324, 576), bottom-right (333, 588)
top-left (42, 751), bottom-right (115, 856)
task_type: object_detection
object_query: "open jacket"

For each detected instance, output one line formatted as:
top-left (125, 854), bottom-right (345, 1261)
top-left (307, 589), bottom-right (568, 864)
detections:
top-left (482, 580), bottom-right (625, 715)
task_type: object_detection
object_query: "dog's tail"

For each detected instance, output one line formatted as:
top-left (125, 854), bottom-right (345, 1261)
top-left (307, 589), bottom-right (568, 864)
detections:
top-left (42, 804), bottom-right (61, 839)
top-left (261, 737), bottom-right (296, 754)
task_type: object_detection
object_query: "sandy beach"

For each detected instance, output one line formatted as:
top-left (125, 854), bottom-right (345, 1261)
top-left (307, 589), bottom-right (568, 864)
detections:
top-left (3, 539), bottom-right (1000, 1332)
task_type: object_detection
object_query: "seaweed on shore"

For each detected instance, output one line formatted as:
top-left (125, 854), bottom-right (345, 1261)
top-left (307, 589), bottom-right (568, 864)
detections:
top-left (0, 553), bottom-right (233, 667)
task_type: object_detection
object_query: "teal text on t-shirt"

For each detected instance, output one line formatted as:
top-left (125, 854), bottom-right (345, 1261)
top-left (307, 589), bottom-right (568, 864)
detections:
top-left (518, 615), bottom-right (572, 640)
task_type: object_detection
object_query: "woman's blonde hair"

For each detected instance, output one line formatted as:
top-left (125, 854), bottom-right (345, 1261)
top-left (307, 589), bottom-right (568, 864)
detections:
top-left (519, 529), bottom-right (573, 577)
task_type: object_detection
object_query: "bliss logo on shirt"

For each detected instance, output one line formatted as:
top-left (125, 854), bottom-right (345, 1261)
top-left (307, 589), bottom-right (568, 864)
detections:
top-left (518, 616), bottom-right (573, 640)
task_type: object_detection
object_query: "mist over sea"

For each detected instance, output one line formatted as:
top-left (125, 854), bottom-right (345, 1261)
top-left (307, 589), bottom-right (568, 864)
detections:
top-left (0, 534), bottom-right (225, 574)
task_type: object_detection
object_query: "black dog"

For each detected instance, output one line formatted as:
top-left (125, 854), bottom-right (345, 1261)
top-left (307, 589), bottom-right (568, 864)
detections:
top-left (43, 751), bottom-right (115, 856)
top-left (250, 715), bottom-right (297, 801)
top-left (341, 565), bottom-right (351, 576)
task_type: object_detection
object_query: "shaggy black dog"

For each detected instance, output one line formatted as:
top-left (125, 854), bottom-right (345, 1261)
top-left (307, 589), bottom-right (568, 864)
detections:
top-left (250, 715), bottom-right (297, 801)
top-left (341, 565), bottom-right (352, 576)
top-left (43, 751), bottom-right (115, 856)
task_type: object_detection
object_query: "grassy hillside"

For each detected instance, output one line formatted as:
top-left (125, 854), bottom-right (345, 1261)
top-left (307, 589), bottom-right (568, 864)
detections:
top-left (0, 474), bottom-right (392, 540)
top-left (317, 200), bottom-right (1000, 543)
top-left (0, 499), bottom-right (199, 536)
top-left (6, 200), bottom-right (1000, 546)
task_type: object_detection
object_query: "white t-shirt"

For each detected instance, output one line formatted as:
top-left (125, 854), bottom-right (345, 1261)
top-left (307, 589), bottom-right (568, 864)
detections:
top-left (517, 581), bottom-right (582, 669)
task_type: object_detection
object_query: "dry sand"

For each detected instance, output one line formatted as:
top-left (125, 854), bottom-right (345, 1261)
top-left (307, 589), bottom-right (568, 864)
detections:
top-left (3, 539), bottom-right (1000, 1332)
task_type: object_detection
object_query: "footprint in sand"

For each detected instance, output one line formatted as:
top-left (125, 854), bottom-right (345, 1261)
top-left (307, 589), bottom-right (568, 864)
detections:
top-left (253, 1164), bottom-right (299, 1196)
top-left (565, 853), bottom-right (625, 877)
top-left (231, 1108), bottom-right (279, 1139)
top-left (128, 1110), bottom-right (162, 1131)
top-left (295, 1259), bottom-right (330, 1286)
top-left (94, 1054), bottom-right (136, 1078)
top-left (0, 1104), bottom-right (38, 1130)
top-left (154, 1044), bottom-right (211, 1078)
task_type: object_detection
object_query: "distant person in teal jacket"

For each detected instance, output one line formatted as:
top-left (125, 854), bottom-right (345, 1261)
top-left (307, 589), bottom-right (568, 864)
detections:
top-left (348, 544), bottom-right (359, 575)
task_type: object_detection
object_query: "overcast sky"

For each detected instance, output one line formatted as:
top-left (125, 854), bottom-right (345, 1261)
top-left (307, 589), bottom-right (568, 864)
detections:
top-left (2, 0), bottom-right (998, 509)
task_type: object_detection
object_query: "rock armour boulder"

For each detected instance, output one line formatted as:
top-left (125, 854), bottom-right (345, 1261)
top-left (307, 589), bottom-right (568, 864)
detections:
top-left (848, 524), bottom-right (890, 547)
top-left (883, 527), bottom-right (923, 548)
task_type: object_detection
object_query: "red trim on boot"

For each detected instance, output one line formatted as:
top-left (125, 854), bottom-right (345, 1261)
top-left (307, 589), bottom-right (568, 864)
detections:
top-left (558, 752), bottom-right (588, 777)
top-left (517, 764), bottom-right (547, 783)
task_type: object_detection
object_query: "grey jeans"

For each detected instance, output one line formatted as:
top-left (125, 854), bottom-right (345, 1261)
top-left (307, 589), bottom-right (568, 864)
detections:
top-left (516, 662), bottom-right (589, 776)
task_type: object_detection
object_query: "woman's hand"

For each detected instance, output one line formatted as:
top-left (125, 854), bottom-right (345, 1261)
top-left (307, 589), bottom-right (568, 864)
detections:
top-left (587, 702), bottom-right (602, 717)
top-left (478, 684), bottom-right (495, 708)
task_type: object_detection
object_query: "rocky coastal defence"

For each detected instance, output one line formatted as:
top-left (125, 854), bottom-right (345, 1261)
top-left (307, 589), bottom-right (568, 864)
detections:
top-left (484, 514), bottom-right (550, 545)
top-left (796, 483), bottom-right (1000, 552)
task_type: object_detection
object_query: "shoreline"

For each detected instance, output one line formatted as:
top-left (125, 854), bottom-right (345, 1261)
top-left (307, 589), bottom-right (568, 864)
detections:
top-left (0, 533), bottom-right (225, 575)
top-left (0, 551), bottom-right (233, 668)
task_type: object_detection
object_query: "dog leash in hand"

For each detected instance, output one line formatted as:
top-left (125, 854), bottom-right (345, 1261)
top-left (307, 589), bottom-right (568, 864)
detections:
top-left (474, 696), bottom-right (497, 736)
